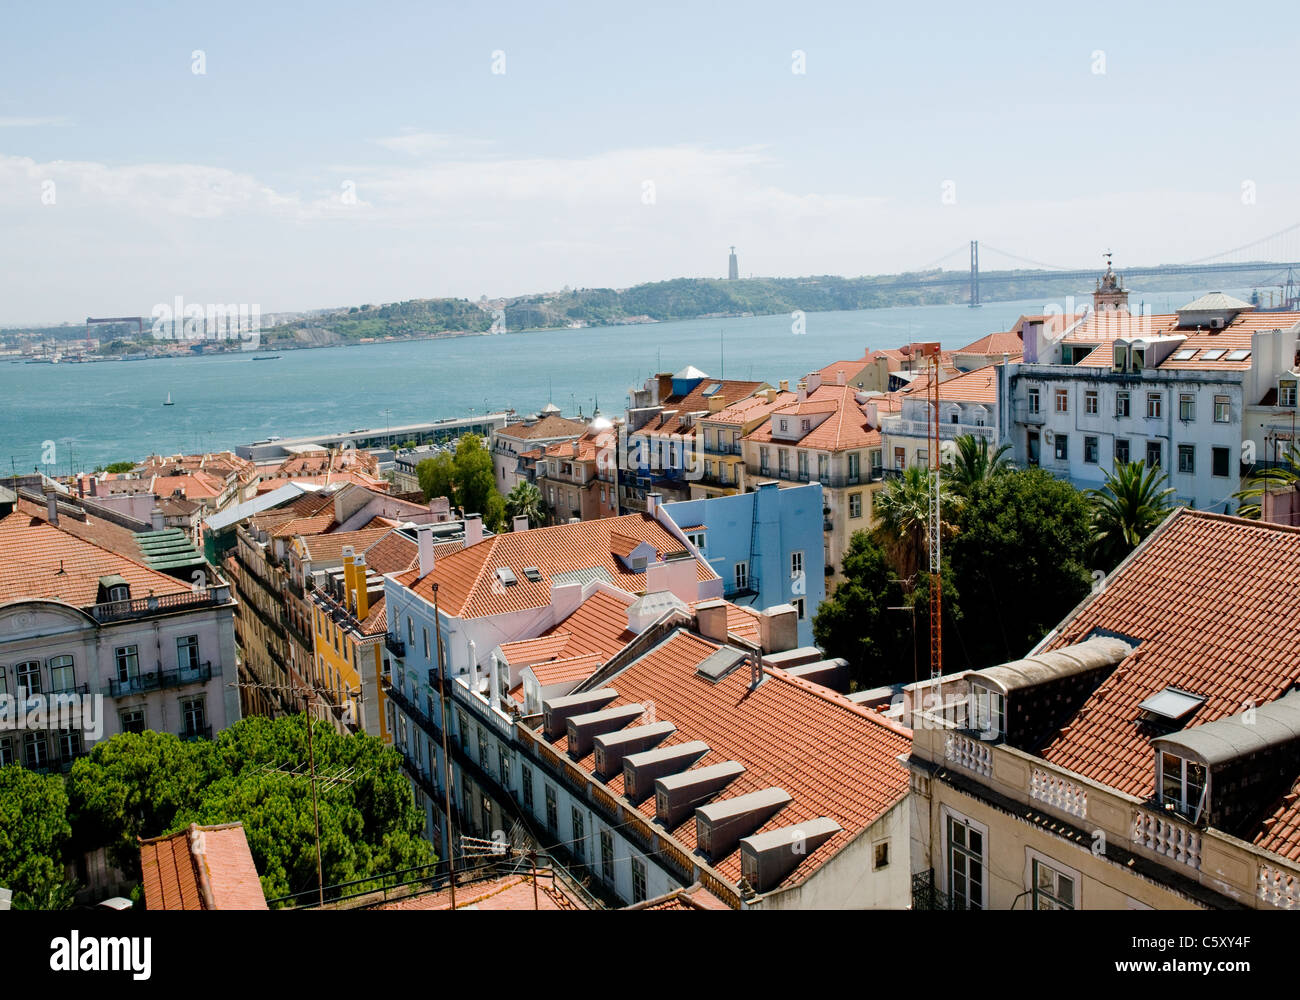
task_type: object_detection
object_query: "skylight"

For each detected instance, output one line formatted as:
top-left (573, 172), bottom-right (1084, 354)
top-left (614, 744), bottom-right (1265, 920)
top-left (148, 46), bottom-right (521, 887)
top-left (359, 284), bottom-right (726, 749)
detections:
top-left (1171, 349), bottom-right (1197, 360)
top-left (1138, 687), bottom-right (1205, 722)
top-left (1201, 348), bottom-right (1226, 361)
top-left (495, 567), bottom-right (518, 587)
top-left (522, 566), bottom-right (542, 582)
top-left (1226, 349), bottom-right (1251, 361)
top-left (703, 382), bottom-right (722, 396)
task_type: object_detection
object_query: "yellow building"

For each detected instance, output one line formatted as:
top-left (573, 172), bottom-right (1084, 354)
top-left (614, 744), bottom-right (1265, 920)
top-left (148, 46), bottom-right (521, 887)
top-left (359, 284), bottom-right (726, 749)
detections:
top-left (309, 548), bottom-right (392, 742)
top-left (693, 386), bottom-right (796, 499)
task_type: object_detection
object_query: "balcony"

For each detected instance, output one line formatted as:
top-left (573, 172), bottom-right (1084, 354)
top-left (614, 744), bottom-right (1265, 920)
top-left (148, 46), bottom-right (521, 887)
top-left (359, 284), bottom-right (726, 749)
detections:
top-left (386, 634), bottom-right (406, 658)
top-left (384, 678), bottom-right (443, 744)
top-left (179, 724), bottom-right (213, 742)
top-left (88, 589), bottom-right (225, 624)
top-left (105, 662), bottom-right (214, 698)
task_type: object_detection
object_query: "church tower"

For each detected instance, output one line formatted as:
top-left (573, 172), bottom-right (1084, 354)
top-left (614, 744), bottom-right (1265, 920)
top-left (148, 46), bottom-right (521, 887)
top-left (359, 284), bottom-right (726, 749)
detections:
top-left (1093, 251), bottom-right (1129, 312)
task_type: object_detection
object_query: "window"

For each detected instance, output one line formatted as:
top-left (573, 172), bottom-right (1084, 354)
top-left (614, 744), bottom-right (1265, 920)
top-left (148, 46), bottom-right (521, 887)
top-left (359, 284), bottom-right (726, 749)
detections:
top-left (1226, 348), bottom-right (1251, 362)
top-left (759, 446), bottom-right (770, 473)
top-left (16, 659), bottom-right (42, 696)
top-left (1281, 380), bottom-right (1298, 408)
top-left (0, 738), bottom-right (11, 766)
top-left (779, 419), bottom-right (788, 433)
top-left (481, 798), bottom-right (493, 837)
top-left (778, 450), bottom-right (789, 476)
top-left (797, 451), bottom-right (809, 479)
top-left (631, 858), bottom-right (647, 903)
top-left (1214, 395), bottom-right (1231, 422)
top-left (1178, 444), bottom-right (1195, 474)
top-left (1027, 387), bottom-right (1040, 414)
top-left (818, 453), bottom-right (829, 481)
top-left (1084, 390), bottom-right (1098, 415)
top-left (800, 418), bottom-right (811, 434)
top-left (971, 685), bottom-right (1005, 738)
top-left (1146, 441), bottom-right (1161, 468)
top-left (600, 829), bottom-right (614, 882)
top-left (849, 493), bottom-right (863, 518)
top-left (107, 584), bottom-right (130, 603)
top-left (478, 729), bottom-right (489, 769)
top-left (181, 697), bottom-right (206, 737)
top-left (873, 840), bottom-right (890, 870)
top-left (1179, 394), bottom-right (1195, 422)
top-left (1116, 391), bottom-right (1131, 418)
top-left (946, 814), bottom-right (985, 910)
top-left (1054, 434), bottom-right (1068, 461)
top-left (120, 708), bottom-right (145, 734)
top-left (24, 732), bottom-right (48, 769)
top-left (59, 727), bottom-right (82, 761)
top-left (407, 616), bottom-right (414, 644)
top-left (734, 561), bottom-right (748, 592)
top-left (1146, 393), bottom-right (1162, 419)
top-left (0, 666), bottom-right (6, 697)
top-left (1212, 446), bottom-right (1230, 478)
top-left (572, 808), bottom-right (586, 861)
top-left (1161, 752), bottom-right (1207, 821)
top-left (893, 447), bottom-right (905, 470)
top-left (522, 764), bottom-right (534, 812)
top-left (1115, 438), bottom-right (1130, 465)
top-left (499, 744), bottom-right (511, 788)
top-left (1054, 389), bottom-right (1068, 413)
top-left (423, 627), bottom-right (430, 659)
top-left (544, 785), bottom-right (558, 832)
top-left (686, 531), bottom-right (705, 551)
top-left (1032, 857), bottom-right (1076, 910)
top-left (456, 710), bottom-right (468, 751)
top-left (1084, 436), bottom-right (1099, 464)
top-left (792, 597), bottom-right (805, 620)
top-left (48, 655), bottom-right (74, 693)
top-left (790, 551), bottom-right (804, 578)
top-left (176, 635), bottom-right (199, 672)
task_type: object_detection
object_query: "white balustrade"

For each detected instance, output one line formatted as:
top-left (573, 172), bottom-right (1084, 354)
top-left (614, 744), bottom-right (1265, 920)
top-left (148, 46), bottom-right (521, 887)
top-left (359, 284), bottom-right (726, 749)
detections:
top-left (1131, 811), bottom-right (1201, 870)
top-left (944, 733), bottom-right (992, 777)
top-left (1030, 768), bottom-right (1088, 819)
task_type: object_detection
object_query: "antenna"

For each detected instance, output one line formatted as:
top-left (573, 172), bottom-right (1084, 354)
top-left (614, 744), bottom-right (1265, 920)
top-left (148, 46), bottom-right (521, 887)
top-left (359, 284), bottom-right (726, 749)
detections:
top-left (915, 342), bottom-right (945, 717)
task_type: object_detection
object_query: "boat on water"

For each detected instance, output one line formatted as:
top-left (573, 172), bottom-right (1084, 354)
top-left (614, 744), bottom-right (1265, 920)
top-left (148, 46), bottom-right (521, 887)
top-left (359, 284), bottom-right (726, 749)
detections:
top-left (252, 354), bottom-right (282, 361)
top-left (163, 392), bottom-right (174, 406)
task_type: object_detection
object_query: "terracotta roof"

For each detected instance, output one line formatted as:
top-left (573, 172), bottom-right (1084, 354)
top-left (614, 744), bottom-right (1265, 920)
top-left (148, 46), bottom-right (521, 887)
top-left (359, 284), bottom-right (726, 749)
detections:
top-left (0, 512), bottom-right (192, 606)
top-left (270, 512), bottom-right (336, 538)
top-left (396, 515), bottom-right (711, 619)
top-left (529, 652), bottom-right (605, 686)
top-left (139, 823), bottom-right (267, 910)
top-left (296, 527), bottom-right (391, 564)
top-left (500, 631), bottom-right (575, 666)
top-left (629, 882), bottom-right (733, 910)
top-left (1034, 510), bottom-right (1300, 858)
top-left (1063, 310), bottom-right (1300, 371)
top-left (957, 330), bottom-right (1023, 355)
top-left (359, 595), bottom-right (387, 636)
top-left (496, 414), bottom-right (589, 441)
top-left (637, 380), bottom-right (765, 439)
top-left (745, 384), bottom-right (881, 452)
top-left (150, 471), bottom-right (226, 500)
top-left (895, 363), bottom-right (1001, 404)
top-left (609, 531), bottom-right (644, 558)
top-left (708, 390), bottom-right (798, 426)
top-left (536, 629), bottom-right (911, 886)
top-left (362, 530), bottom-right (418, 575)
top-left (691, 598), bottom-right (762, 642)
top-left (376, 873), bottom-right (584, 910)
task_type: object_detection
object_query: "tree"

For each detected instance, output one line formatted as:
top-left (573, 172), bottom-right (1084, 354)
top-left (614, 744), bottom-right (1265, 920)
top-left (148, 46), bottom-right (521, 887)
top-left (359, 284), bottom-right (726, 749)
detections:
top-left (944, 434), bottom-right (1012, 499)
top-left (417, 451), bottom-right (455, 505)
top-left (68, 716), bottom-right (434, 905)
top-left (1234, 442), bottom-right (1299, 519)
top-left (0, 766), bottom-right (75, 909)
top-left (948, 468), bottom-right (1094, 669)
top-left (871, 465), bottom-right (958, 580)
top-left (505, 481), bottom-right (545, 528)
top-left (417, 434), bottom-right (508, 533)
top-left (1089, 460), bottom-right (1176, 571)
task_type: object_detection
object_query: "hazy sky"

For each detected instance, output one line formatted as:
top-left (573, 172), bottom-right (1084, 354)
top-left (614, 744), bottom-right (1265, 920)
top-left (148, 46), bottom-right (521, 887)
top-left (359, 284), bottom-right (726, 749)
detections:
top-left (3, 1), bottom-right (1299, 323)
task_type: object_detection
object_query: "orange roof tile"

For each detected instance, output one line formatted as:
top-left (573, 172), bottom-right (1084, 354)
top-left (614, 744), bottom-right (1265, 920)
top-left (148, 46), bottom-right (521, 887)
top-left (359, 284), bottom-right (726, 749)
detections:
top-left (500, 631), bottom-right (574, 666)
top-left (636, 380), bottom-right (766, 439)
top-left (957, 330), bottom-right (1023, 355)
top-left (140, 823), bottom-right (267, 910)
top-left (745, 384), bottom-right (881, 452)
top-left (1061, 309), bottom-right (1300, 371)
top-left (377, 873), bottom-right (584, 910)
top-left (496, 414), bottom-right (589, 441)
top-left (529, 652), bottom-right (604, 686)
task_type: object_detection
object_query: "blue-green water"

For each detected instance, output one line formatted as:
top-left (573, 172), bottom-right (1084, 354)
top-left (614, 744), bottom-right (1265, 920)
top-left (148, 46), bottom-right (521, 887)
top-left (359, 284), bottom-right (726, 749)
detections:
top-left (0, 289), bottom-right (1235, 471)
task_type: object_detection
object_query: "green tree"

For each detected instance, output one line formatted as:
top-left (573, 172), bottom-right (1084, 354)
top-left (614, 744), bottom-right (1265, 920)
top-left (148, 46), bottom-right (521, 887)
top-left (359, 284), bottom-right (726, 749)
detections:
top-left (417, 435), bottom-right (508, 532)
top-left (944, 434), bottom-right (1012, 499)
top-left (1234, 442), bottom-right (1299, 519)
top-left (0, 766), bottom-right (75, 909)
top-left (948, 468), bottom-right (1094, 668)
top-left (505, 480), bottom-right (545, 528)
top-left (417, 451), bottom-right (456, 504)
top-left (1088, 460), bottom-right (1176, 571)
top-left (871, 465), bottom-right (958, 579)
top-left (68, 716), bottom-right (433, 906)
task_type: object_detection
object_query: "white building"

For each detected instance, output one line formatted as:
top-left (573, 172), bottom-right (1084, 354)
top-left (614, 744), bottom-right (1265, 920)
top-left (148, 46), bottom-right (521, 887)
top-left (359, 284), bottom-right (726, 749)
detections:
top-left (879, 363), bottom-right (1003, 473)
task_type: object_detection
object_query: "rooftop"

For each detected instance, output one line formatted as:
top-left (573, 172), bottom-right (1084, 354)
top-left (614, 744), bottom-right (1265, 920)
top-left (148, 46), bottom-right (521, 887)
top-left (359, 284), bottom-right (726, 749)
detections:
top-left (139, 822), bottom-right (267, 910)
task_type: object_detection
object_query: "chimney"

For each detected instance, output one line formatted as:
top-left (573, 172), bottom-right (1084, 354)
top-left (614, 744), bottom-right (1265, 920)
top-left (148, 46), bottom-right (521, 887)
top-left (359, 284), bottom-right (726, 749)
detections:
top-left (342, 546), bottom-right (357, 611)
top-left (151, 506), bottom-right (165, 532)
top-left (779, 379), bottom-right (789, 392)
top-left (46, 493), bottom-right (58, 526)
top-left (695, 598), bottom-right (729, 642)
top-left (512, 514), bottom-right (530, 533)
top-left (665, 554), bottom-right (698, 603)
top-left (835, 369), bottom-right (846, 386)
top-left (416, 523), bottom-right (436, 577)
top-left (709, 394), bottom-right (726, 413)
top-left (656, 373), bottom-right (673, 403)
top-left (549, 580), bottom-right (584, 622)
top-left (646, 492), bottom-right (662, 517)
top-left (645, 560), bottom-right (670, 594)
top-left (76, 475), bottom-right (85, 499)
top-left (759, 604), bottom-right (798, 654)
top-left (805, 372), bottom-right (823, 394)
top-left (353, 553), bottom-right (370, 620)
top-left (765, 388), bottom-right (778, 404)
top-left (89, 475), bottom-right (98, 498)
top-left (464, 513), bottom-right (483, 547)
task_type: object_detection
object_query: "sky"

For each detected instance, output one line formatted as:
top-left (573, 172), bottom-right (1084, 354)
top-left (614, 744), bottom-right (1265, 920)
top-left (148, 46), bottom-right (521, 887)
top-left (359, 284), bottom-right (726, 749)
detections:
top-left (3, 0), bottom-right (1300, 324)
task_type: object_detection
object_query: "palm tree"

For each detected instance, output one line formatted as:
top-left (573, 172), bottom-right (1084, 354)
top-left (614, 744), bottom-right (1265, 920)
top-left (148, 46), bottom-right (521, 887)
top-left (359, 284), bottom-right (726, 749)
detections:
top-left (944, 433), bottom-right (1012, 498)
top-left (871, 465), bottom-right (958, 580)
top-left (1234, 443), bottom-right (1300, 519)
top-left (504, 481), bottom-right (545, 529)
top-left (1088, 461), bottom-right (1175, 569)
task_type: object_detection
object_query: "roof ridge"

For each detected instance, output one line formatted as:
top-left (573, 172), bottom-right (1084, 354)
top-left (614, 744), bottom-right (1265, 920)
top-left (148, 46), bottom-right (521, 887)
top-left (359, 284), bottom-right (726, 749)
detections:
top-left (763, 666), bottom-right (913, 738)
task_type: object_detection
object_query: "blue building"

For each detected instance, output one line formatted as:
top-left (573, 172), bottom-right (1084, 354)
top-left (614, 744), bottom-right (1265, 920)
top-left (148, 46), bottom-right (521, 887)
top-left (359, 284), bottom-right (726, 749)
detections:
top-left (664, 481), bottom-right (825, 647)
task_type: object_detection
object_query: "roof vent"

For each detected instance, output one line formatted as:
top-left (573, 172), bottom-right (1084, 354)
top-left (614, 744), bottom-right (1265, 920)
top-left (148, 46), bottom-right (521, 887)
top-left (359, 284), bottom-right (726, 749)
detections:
top-left (523, 566), bottom-right (542, 582)
top-left (542, 688), bottom-right (618, 738)
top-left (495, 567), bottom-right (518, 587)
top-left (623, 741), bottom-right (709, 803)
top-left (1138, 687), bottom-right (1205, 724)
top-left (654, 761), bottom-right (746, 827)
top-left (696, 787), bottom-right (793, 859)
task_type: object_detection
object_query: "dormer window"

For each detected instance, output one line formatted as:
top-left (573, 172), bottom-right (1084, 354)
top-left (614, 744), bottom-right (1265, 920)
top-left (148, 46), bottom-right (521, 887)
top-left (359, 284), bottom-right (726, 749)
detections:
top-left (1280, 379), bottom-right (1297, 408)
top-left (970, 683), bottom-right (1005, 739)
top-left (109, 585), bottom-right (129, 602)
top-left (1159, 752), bottom-right (1208, 822)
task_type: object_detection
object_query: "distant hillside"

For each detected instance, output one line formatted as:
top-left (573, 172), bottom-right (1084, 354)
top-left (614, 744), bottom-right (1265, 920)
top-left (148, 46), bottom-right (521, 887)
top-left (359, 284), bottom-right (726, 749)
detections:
top-left (261, 297), bottom-right (494, 346)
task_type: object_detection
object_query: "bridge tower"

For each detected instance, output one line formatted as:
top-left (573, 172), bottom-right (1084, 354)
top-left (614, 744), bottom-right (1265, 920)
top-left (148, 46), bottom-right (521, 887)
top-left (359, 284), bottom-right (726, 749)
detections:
top-left (969, 241), bottom-right (980, 308)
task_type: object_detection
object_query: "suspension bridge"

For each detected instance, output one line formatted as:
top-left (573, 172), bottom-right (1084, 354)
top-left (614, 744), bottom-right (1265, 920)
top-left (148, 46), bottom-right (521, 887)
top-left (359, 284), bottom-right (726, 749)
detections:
top-left (910, 222), bottom-right (1300, 308)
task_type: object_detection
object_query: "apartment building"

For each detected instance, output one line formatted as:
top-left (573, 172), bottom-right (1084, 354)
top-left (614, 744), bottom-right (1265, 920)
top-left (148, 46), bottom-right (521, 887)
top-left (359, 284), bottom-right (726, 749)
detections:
top-left (742, 372), bottom-right (885, 589)
top-left (0, 509), bottom-right (238, 771)
top-left (621, 369), bottom-right (767, 509)
top-left (907, 508), bottom-right (1300, 910)
top-left (1000, 293), bottom-right (1300, 509)
top-left (490, 408), bottom-right (589, 494)
top-left (880, 364), bottom-right (1002, 473)
top-left (533, 420), bottom-right (619, 523)
top-left (692, 387), bottom-right (796, 499)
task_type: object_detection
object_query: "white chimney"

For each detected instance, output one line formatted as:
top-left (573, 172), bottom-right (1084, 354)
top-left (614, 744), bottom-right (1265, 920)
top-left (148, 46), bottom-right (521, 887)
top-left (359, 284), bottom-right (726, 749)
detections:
top-left (46, 494), bottom-right (58, 526)
top-left (513, 514), bottom-right (530, 533)
top-left (646, 492), bottom-right (661, 517)
top-left (416, 523), bottom-right (436, 577)
top-left (645, 560), bottom-right (670, 594)
top-left (464, 513), bottom-right (483, 547)
top-left (836, 369), bottom-right (846, 386)
top-left (151, 506), bottom-right (165, 531)
top-left (489, 655), bottom-right (502, 707)
top-left (549, 581), bottom-right (584, 622)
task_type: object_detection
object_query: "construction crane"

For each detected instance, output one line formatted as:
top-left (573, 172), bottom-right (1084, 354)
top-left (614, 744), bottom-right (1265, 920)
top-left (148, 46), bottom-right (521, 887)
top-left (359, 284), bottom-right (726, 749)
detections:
top-left (916, 342), bottom-right (945, 710)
